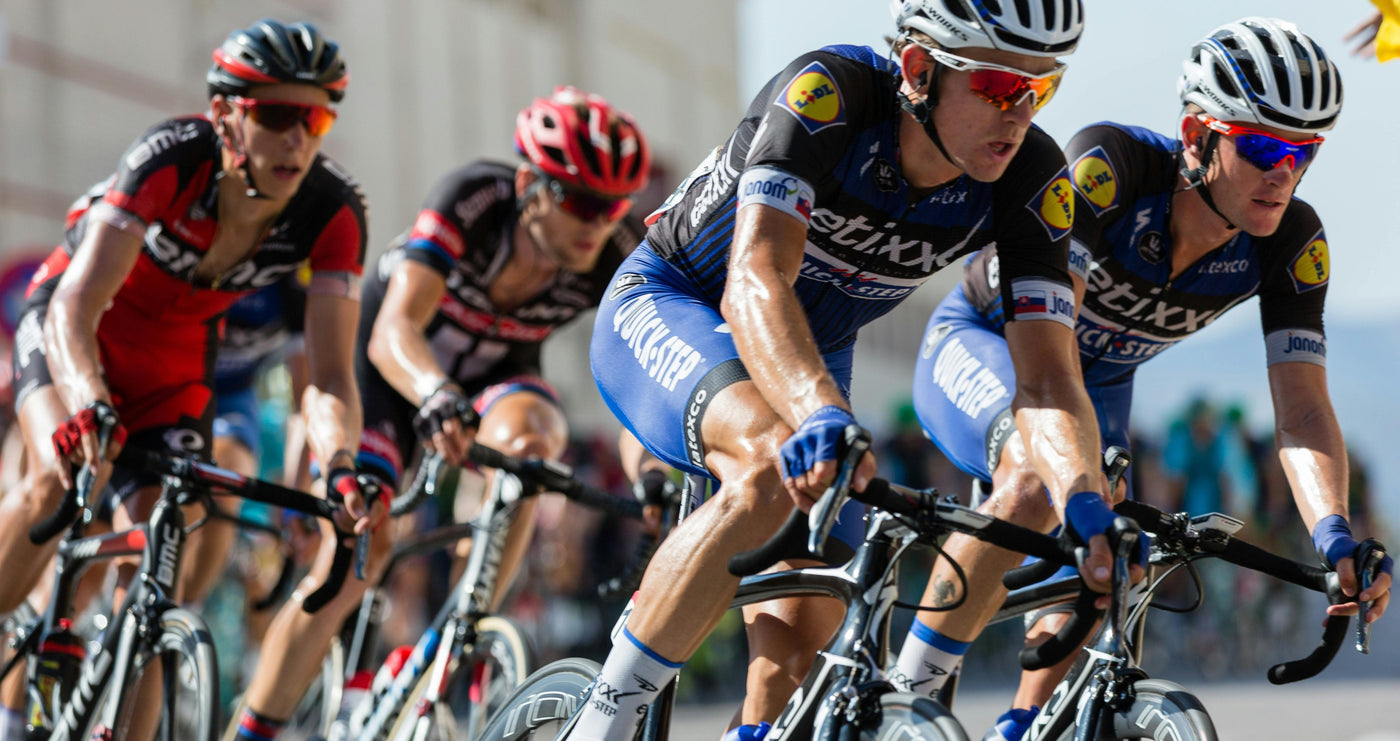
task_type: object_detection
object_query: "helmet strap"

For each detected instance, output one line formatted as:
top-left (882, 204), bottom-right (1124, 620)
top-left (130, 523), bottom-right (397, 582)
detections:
top-left (218, 107), bottom-right (271, 200)
top-left (897, 65), bottom-right (958, 169)
top-left (1178, 131), bottom-right (1235, 230)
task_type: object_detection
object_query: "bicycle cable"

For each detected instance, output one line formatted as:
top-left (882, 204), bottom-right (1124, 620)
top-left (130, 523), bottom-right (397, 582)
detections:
top-left (890, 528), bottom-right (971, 613)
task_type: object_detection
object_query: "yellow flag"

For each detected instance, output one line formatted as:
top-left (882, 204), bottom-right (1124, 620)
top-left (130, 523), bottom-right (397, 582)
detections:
top-left (1371, 0), bottom-right (1400, 62)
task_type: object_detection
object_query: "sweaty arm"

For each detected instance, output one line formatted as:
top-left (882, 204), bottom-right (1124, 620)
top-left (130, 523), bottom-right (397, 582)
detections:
top-left (721, 204), bottom-right (844, 428)
top-left (1270, 361), bottom-right (1389, 617)
top-left (45, 222), bottom-right (143, 415)
top-left (720, 204), bottom-right (874, 497)
top-left (302, 291), bottom-right (363, 470)
top-left (1003, 319), bottom-right (1103, 515)
top-left (366, 259), bottom-right (451, 403)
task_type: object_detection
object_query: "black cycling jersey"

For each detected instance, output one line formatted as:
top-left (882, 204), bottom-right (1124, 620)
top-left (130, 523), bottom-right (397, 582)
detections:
top-left (359, 160), bottom-right (643, 384)
top-left (961, 122), bottom-right (1329, 387)
top-left (215, 271), bottom-right (308, 391)
top-left (642, 45), bottom-right (1078, 354)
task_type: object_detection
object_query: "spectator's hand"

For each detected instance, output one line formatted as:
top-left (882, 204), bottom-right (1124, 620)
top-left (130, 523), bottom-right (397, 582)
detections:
top-left (779, 407), bottom-right (875, 507)
top-left (1346, 10), bottom-right (1383, 58)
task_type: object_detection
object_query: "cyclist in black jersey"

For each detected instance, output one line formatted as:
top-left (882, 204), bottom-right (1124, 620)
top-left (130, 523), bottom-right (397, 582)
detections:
top-left (573, 2), bottom-right (1130, 739)
top-left (894, 18), bottom-right (1392, 741)
top-left (230, 86), bottom-right (658, 738)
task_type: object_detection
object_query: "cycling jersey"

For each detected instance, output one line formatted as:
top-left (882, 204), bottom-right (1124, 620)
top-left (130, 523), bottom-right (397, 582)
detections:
top-left (13, 115), bottom-right (367, 496)
top-left (354, 161), bottom-right (641, 483)
top-left (916, 122), bottom-right (1330, 481)
top-left (216, 270), bottom-right (308, 392)
top-left (213, 271), bottom-right (309, 457)
top-left (592, 45), bottom-right (1077, 477)
top-left (961, 123), bottom-right (1328, 387)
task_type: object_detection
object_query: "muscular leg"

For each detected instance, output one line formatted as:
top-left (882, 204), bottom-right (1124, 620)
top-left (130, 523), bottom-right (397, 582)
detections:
top-left (574, 381), bottom-right (844, 739)
top-left (891, 431), bottom-right (1060, 697)
top-left (738, 588), bottom-right (843, 725)
top-left (0, 388), bottom-right (78, 612)
top-left (177, 435), bottom-right (255, 605)
top-left (460, 391), bottom-right (567, 612)
top-left (240, 485), bottom-right (394, 722)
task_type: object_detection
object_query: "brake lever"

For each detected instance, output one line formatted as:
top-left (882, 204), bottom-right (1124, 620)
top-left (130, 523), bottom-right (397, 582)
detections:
top-left (806, 426), bottom-right (871, 557)
top-left (1354, 540), bottom-right (1387, 654)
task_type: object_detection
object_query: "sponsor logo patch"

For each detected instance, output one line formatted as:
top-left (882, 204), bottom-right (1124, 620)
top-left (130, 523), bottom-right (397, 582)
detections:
top-left (1266, 328), bottom-right (1326, 367)
top-left (930, 337), bottom-right (1009, 419)
top-left (1137, 231), bottom-right (1166, 264)
top-left (1071, 148), bottom-right (1118, 215)
top-left (775, 61), bottom-right (846, 135)
top-left (610, 272), bottom-right (647, 300)
top-left (1288, 236), bottom-right (1329, 292)
top-left (920, 322), bottom-right (952, 359)
top-left (612, 296), bottom-right (704, 393)
top-left (738, 166), bottom-right (816, 226)
top-left (1028, 171), bottom-right (1074, 241)
top-left (1011, 278), bottom-right (1074, 325)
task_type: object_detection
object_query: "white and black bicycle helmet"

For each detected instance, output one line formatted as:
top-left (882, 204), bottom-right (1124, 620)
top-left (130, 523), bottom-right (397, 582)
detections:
top-left (890, 0), bottom-right (1084, 56)
top-left (1178, 17), bottom-right (1342, 135)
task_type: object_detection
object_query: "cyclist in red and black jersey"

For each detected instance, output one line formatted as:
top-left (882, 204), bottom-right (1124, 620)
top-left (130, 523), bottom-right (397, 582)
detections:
top-left (0, 19), bottom-right (370, 741)
top-left (230, 85), bottom-right (659, 734)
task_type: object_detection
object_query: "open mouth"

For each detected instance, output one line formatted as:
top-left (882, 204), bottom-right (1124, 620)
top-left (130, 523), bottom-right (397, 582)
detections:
top-left (271, 164), bottom-right (302, 180)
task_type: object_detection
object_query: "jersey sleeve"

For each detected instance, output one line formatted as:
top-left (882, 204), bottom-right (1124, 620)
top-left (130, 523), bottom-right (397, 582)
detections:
top-left (1258, 203), bottom-right (1329, 367)
top-left (91, 118), bottom-right (208, 238)
top-left (736, 50), bottom-right (883, 227)
top-left (989, 127), bottom-right (1076, 328)
top-left (306, 158), bottom-right (369, 299)
top-left (1066, 124), bottom-right (1137, 281)
top-left (402, 166), bottom-right (513, 277)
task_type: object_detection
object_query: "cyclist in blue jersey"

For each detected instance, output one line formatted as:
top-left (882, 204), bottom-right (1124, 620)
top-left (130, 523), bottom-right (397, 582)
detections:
top-left (575, 1), bottom-right (1131, 739)
top-left (180, 271), bottom-right (311, 607)
top-left (893, 18), bottom-right (1392, 741)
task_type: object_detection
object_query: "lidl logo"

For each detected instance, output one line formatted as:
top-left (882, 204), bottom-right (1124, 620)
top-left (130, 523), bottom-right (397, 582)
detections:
top-left (1028, 172), bottom-right (1074, 240)
top-left (1072, 148), bottom-right (1117, 215)
top-left (1289, 237), bottom-right (1329, 292)
top-left (776, 61), bottom-right (846, 134)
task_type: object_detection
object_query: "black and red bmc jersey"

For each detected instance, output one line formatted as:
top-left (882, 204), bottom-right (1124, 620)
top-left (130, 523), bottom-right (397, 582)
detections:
top-left (642, 45), bottom-right (1078, 354)
top-left (964, 122), bottom-right (1329, 387)
top-left (360, 161), bottom-right (642, 383)
top-left (17, 115), bottom-right (366, 432)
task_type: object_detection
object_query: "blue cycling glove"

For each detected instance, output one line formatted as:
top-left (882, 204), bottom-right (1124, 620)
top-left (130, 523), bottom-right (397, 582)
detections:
top-left (1313, 515), bottom-right (1395, 577)
top-left (779, 406), bottom-right (856, 481)
top-left (1065, 491), bottom-right (1147, 566)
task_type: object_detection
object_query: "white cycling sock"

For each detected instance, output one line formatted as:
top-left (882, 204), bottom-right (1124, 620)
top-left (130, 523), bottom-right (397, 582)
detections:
top-left (0, 707), bottom-right (25, 741)
top-left (568, 625), bottom-right (682, 741)
top-left (888, 620), bottom-right (970, 699)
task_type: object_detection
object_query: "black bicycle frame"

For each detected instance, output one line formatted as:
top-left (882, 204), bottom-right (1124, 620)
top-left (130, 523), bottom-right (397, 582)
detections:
top-left (46, 483), bottom-right (190, 741)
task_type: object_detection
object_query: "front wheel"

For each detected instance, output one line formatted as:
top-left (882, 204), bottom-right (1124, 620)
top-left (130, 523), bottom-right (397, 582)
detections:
top-left (388, 616), bottom-right (536, 741)
top-left (1054, 679), bottom-right (1217, 741)
top-left (84, 608), bottom-right (221, 741)
top-left (474, 657), bottom-right (599, 741)
top-left (860, 693), bottom-right (970, 740)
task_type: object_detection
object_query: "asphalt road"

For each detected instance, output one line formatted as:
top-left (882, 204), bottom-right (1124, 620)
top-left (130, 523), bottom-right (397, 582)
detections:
top-left (665, 678), bottom-right (1400, 740)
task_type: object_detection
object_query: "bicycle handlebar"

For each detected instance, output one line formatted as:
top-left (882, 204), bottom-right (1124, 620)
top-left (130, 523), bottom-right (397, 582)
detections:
top-left (729, 426), bottom-right (1080, 578)
top-left (1113, 498), bottom-right (1349, 684)
top-left (29, 411), bottom-right (123, 545)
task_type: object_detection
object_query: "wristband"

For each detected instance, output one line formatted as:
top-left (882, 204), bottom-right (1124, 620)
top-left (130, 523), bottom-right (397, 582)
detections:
top-left (1312, 514), bottom-right (1356, 570)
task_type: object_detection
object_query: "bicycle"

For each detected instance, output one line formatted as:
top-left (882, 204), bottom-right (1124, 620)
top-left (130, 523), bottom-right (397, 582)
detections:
top-left (938, 450), bottom-right (1386, 741)
top-left (477, 426), bottom-right (1089, 741)
top-left (5, 422), bottom-right (365, 741)
top-left (253, 443), bottom-right (659, 741)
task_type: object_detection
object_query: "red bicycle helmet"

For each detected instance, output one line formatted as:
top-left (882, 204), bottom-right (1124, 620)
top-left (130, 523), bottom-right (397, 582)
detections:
top-left (514, 86), bottom-right (651, 198)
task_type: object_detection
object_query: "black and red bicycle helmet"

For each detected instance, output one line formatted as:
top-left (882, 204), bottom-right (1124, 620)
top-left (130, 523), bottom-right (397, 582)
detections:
top-left (514, 86), bottom-right (651, 197)
top-left (208, 19), bottom-right (349, 102)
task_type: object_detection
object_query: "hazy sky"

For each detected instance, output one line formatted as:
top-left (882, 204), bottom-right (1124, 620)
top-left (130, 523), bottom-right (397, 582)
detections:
top-left (738, 0), bottom-right (1400, 326)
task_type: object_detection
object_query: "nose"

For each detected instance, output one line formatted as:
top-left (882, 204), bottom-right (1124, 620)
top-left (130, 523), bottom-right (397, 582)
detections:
top-left (284, 122), bottom-right (308, 149)
top-left (1005, 95), bottom-right (1035, 125)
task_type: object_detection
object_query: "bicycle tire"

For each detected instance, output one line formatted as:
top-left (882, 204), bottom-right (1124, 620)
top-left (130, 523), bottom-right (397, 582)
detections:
top-left (860, 692), bottom-right (970, 740)
top-left (1051, 679), bottom-right (1217, 741)
top-left (474, 657), bottom-right (599, 741)
top-left (80, 608), bottom-right (220, 741)
top-left (388, 616), bottom-right (536, 741)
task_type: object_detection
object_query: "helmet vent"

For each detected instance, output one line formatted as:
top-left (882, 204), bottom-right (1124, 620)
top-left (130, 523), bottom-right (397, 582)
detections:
top-left (1011, 0), bottom-right (1032, 29)
top-left (946, 0), bottom-right (974, 23)
top-left (1212, 61), bottom-right (1244, 100)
